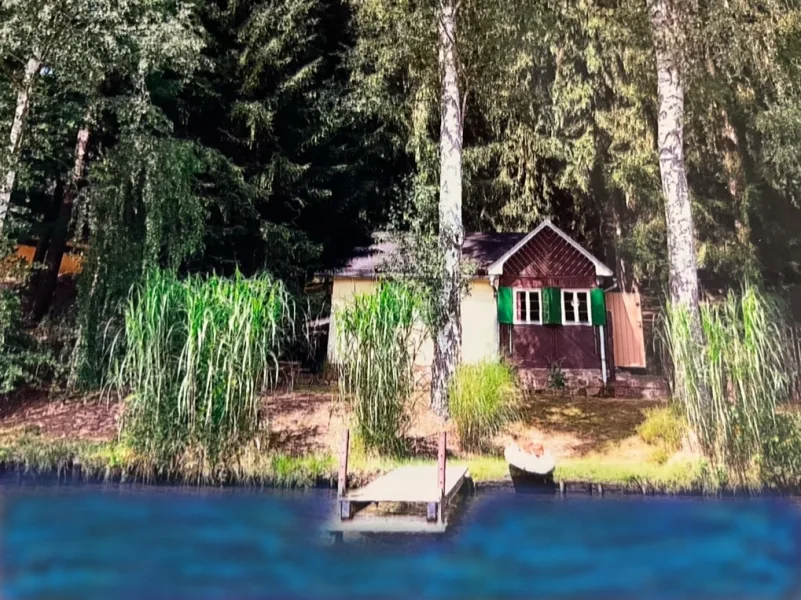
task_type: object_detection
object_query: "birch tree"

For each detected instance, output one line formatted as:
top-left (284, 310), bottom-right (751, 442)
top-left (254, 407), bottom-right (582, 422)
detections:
top-left (350, 0), bottom-right (530, 416)
top-left (648, 0), bottom-right (705, 334)
top-left (429, 0), bottom-right (464, 417)
top-left (0, 0), bottom-right (202, 235)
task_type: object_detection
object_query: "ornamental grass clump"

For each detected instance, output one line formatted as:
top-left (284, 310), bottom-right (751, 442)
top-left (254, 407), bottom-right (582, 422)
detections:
top-left (450, 361), bottom-right (521, 452)
top-left (661, 283), bottom-right (798, 484)
top-left (336, 281), bottom-right (421, 455)
top-left (111, 269), bottom-right (295, 470)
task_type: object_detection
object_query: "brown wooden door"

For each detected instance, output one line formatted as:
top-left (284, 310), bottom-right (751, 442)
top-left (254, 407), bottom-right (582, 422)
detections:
top-left (606, 291), bottom-right (646, 368)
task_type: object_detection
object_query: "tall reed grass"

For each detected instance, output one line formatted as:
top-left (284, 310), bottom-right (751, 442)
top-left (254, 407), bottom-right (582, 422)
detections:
top-left (661, 283), bottom-right (798, 483)
top-left (336, 281), bottom-right (421, 455)
top-left (449, 361), bottom-right (521, 451)
top-left (110, 269), bottom-right (295, 469)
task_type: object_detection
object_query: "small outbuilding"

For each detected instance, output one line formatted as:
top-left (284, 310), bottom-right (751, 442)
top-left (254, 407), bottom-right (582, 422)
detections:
top-left (320, 219), bottom-right (649, 393)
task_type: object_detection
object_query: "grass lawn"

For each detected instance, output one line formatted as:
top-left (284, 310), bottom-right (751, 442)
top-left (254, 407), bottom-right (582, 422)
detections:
top-left (0, 381), bottom-right (703, 491)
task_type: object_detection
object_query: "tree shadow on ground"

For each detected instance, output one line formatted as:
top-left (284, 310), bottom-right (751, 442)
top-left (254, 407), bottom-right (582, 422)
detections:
top-left (0, 386), bottom-right (119, 440)
top-left (267, 426), bottom-right (327, 454)
top-left (518, 395), bottom-right (658, 455)
top-left (403, 433), bottom-right (460, 460)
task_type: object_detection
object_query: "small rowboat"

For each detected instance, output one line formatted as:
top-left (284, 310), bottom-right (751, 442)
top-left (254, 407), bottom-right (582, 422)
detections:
top-left (504, 443), bottom-right (556, 491)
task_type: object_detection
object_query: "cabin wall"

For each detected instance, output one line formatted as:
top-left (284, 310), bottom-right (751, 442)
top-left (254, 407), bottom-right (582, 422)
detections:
top-left (498, 323), bottom-right (610, 371)
top-left (327, 277), bottom-right (498, 367)
top-left (498, 225), bottom-right (613, 378)
top-left (14, 244), bottom-right (83, 275)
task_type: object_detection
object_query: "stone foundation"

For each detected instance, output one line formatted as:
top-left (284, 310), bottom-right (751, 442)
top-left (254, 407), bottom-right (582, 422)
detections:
top-left (517, 368), bottom-right (669, 400)
top-left (403, 364), bottom-right (669, 400)
top-left (517, 368), bottom-right (607, 396)
top-left (611, 371), bottom-right (670, 400)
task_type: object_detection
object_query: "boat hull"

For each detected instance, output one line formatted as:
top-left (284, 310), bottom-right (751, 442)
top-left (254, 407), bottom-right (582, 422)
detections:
top-left (508, 464), bottom-right (556, 492)
top-left (504, 443), bottom-right (557, 493)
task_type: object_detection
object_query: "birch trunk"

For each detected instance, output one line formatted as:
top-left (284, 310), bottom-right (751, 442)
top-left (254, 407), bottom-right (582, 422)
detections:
top-left (649, 0), bottom-right (702, 311)
top-left (32, 122), bottom-right (91, 322)
top-left (430, 0), bottom-right (464, 418)
top-left (650, 0), bottom-right (709, 408)
top-left (0, 56), bottom-right (41, 234)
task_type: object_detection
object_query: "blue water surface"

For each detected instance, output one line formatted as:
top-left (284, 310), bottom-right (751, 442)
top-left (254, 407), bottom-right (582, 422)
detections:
top-left (1, 477), bottom-right (800, 599)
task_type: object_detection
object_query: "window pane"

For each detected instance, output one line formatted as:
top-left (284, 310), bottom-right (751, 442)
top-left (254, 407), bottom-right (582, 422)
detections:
top-left (578, 292), bottom-right (589, 323)
top-left (529, 292), bottom-right (541, 322)
top-left (516, 291), bottom-right (527, 322)
top-left (564, 291), bottom-right (576, 323)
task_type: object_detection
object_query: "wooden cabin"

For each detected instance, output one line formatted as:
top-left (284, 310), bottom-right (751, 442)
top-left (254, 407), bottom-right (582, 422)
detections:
top-left (320, 220), bottom-right (651, 395)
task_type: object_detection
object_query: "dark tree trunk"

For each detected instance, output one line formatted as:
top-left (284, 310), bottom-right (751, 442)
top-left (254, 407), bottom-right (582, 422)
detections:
top-left (31, 124), bottom-right (90, 322)
top-left (32, 179), bottom-right (66, 264)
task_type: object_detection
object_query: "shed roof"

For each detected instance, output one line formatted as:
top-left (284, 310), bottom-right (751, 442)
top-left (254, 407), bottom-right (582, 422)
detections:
top-left (488, 220), bottom-right (613, 278)
top-left (324, 232), bottom-right (526, 278)
top-left (324, 221), bottom-right (612, 279)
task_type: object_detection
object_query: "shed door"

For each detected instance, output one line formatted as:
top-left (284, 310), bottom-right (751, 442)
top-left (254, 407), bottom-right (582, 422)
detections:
top-left (606, 291), bottom-right (646, 368)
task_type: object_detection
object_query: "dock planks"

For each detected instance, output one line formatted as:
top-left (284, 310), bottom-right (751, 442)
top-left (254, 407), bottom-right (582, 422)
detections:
top-left (328, 431), bottom-right (470, 536)
top-left (327, 515), bottom-right (448, 535)
top-left (343, 464), bottom-right (468, 505)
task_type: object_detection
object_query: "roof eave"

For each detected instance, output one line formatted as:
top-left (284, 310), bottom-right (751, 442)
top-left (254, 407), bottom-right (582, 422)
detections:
top-left (486, 219), bottom-right (615, 280)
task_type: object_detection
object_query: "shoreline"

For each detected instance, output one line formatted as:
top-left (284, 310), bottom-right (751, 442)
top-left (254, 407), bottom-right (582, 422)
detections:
top-left (1, 456), bottom-right (797, 499)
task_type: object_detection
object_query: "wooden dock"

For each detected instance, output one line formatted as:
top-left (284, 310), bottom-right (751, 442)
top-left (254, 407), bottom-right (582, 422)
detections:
top-left (327, 431), bottom-right (469, 535)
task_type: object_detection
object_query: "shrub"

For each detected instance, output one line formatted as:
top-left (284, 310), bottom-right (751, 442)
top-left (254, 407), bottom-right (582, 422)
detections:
top-left (759, 413), bottom-right (801, 488)
top-left (336, 281), bottom-right (421, 455)
top-left (111, 269), bottom-right (295, 468)
top-left (0, 288), bottom-right (44, 394)
top-left (547, 360), bottom-right (566, 390)
top-left (450, 361), bottom-right (521, 451)
top-left (661, 283), bottom-right (797, 483)
top-left (637, 405), bottom-right (686, 452)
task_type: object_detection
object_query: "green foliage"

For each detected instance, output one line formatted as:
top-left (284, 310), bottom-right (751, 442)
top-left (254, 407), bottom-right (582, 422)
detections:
top-left (449, 361), bottom-right (520, 452)
top-left (661, 283), bottom-right (797, 483)
top-left (111, 269), bottom-right (296, 470)
top-left (637, 405), bottom-right (686, 458)
top-left (0, 288), bottom-right (45, 394)
top-left (760, 412), bottom-right (801, 489)
top-left (336, 281), bottom-right (421, 455)
top-left (377, 231), bottom-right (476, 334)
top-left (72, 131), bottom-right (211, 387)
top-left (547, 361), bottom-right (566, 390)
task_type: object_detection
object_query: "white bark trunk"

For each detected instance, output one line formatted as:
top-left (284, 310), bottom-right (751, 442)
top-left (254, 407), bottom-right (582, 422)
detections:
top-left (649, 0), bottom-right (701, 312)
top-left (430, 0), bottom-right (464, 418)
top-left (650, 0), bottom-right (709, 409)
top-left (0, 56), bottom-right (41, 234)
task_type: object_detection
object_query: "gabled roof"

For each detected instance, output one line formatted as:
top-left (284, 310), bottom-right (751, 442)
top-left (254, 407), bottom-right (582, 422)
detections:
top-left (486, 219), bottom-right (613, 278)
top-left (324, 232), bottom-right (526, 278)
top-left (323, 220), bottom-right (613, 279)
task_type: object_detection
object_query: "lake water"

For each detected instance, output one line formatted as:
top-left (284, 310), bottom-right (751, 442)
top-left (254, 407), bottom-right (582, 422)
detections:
top-left (1, 475), bottom-right (800, 599)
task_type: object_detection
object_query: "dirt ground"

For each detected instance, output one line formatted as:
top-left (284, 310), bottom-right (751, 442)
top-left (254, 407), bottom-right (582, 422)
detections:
top-left (263, 378), bottom-right (662, 460)
top-left (0, 388), bottom-right (121, 442)
top-left (0, 378), bottom-right (663, 460)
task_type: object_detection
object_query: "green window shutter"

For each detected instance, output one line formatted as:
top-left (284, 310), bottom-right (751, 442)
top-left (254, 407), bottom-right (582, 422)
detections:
top-left (497, 287), bottom-right (514, 324)
top-left (590, 287), bottom-right (607, 326)
top-left (542, 287), bottom-right (562, 325)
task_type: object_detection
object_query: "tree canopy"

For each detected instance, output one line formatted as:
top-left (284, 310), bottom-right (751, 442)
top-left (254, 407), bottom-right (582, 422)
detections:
top-left (2, 0), bottom-right (801, 385)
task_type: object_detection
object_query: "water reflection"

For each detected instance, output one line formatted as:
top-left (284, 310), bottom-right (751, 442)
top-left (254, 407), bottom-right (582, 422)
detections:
top-left (1, 477), bottom-right (800, 599)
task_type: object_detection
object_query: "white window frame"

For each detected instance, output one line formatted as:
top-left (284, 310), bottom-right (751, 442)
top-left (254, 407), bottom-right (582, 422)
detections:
top-left (561, 289), bottom-right (591, 326)
top-left (513, 288), bottom-right (542, 325)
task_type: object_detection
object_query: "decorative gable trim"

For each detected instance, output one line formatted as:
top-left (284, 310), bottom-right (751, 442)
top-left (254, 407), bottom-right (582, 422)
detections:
top-left (487, 219), bottom-right (613, 278)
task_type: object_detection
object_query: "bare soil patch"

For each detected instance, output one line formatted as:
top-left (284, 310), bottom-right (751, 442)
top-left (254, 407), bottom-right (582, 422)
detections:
top-left (0, 388), bottom-right (120, 441)
top-left (262, 381), bottom-right (662, 460)
top-left (0, 378), bottom-right (662, 463)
